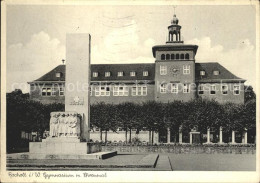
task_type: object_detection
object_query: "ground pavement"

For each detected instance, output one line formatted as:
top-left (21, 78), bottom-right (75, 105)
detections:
top-left (6, 153), bottom-right (255, 171)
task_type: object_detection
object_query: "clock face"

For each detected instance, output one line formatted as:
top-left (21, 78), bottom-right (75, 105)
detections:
top-left (170, 66), bottom-right (179, 75)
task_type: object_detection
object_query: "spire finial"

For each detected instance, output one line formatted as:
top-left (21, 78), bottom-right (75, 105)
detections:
top-left (62, 59), bottom-right (65, 65)
top-left (173, 5), bottom-right (177, 15)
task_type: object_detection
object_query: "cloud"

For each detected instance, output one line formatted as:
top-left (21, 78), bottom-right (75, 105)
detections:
top-left (186, 37), bottom-right (256, 89)
top-left (7, 31), bottom-right (65, 92)
top-left (92, 19), bottom-right (155, 64)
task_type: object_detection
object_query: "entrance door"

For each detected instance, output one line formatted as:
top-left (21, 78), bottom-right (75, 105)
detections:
top-left (192, 134), bottom-right (200, 144)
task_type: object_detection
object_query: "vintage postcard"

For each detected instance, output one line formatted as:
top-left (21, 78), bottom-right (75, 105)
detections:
top-left (1, 0), bottom-right (259, 182)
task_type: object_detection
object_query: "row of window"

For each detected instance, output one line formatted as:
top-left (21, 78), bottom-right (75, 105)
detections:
top-left (159, 83), bottom-right (240, 95)
top-left (161, 53), bottom-right (190, 60)
top-left (92, 85), bottom-right (148, 97)
top-left (198, 85), bottom-right (240, 95)
top-left (160, 65), bottom-right (190, 75)
top-left (200, 70), bottom-right (220, 76)
top-left (41, 84), bottom-right (240, 97)
top-left (42, 87), bottom-right (64, 96)
top-left (160, 83), bottom-right (189, 93)
top-left (93, 71), bottom-right (149, 78)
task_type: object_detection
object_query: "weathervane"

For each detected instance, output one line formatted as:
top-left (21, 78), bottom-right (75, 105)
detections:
top-left (173, 5), bottom-right (177, 15)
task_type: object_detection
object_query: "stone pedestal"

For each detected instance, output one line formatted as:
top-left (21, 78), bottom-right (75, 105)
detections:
top-left (206, 128), bottom-right (211, 143)
top-left (219, 126), bottom-right (223, 144)
top-left (231, 130), bottom-right (236, 144)
top-left (167, 128), bottom-right (171, 143)
top-left (179, 132), bottom-right (182, 144)
top-left (30, 138), bottom-right (101, 155)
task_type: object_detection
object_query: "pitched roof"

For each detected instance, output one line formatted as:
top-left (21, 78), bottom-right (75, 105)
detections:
top-left (32, 64), bottom-right (155, 82)
top-left (35, 65), bottom-right (66, 82)
top-left (31, 62), bottom-right (245, 83)
top-left (195, 62), bottom-right (245, 82)
top-left (91, 64), bottom-right (155, 81)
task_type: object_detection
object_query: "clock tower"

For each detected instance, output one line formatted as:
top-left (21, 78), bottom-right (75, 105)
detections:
top-left (152, 13), bottom-right (198, 102)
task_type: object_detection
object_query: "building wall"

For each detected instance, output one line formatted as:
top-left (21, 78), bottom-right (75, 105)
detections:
top-left (197, 83), bottom-right (245, 104)
top-left (29, 81), bottom-right (244, 104)
top-left (30, 83), bottom-right (154, 105)
top-left (30, 83), bottom-right (65, 104)
top-left (154, 60), bottom-right (196, 103)
top-left (90, 83), bottom-right (154, 104)
top-left (155, 50), bottom-right (195, 61)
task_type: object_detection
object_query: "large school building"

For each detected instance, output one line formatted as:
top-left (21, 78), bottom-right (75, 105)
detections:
top-left (28, 14), bottom-right (246, 143)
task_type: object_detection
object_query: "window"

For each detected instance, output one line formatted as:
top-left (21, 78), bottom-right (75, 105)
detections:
top-left (233, 85), bottom-right (240, 95)
top-left (59, 86), bottom-right (65, 96)
top-left (113, 85), bottom-right (129, 96)
top-left (183, 65), bottom-right (190, 74)
top-left (160, 83), bottom-right (167, 93)
top-left (161, 54), bottom-right (165, 60)
top-left (171, 54), bottom-right (175, 60)
top-left (198, 85), bottom-right (204, 95)
top-left (176, 54), bottom-right (180, 59)
top-left (181, 54), bottom-right (184, 60)
top-left (95, 86), bottom-right (100, 96)
top-left (93, 72), bottom-right (98, 77)
top-left (51, 87), bottom-right (58, 96)
top-left (105, 72), bottom-right (111, 77)
top-left (166, 54), bottom-right (170, 60)
top-left (171, 83), bottom-right (178, 93)
top-left (200, 71), bottom-right (205, 76)
top-left (47, 88), bottom-right (51, 96)
top-left (130, 71), bottom-right (136, 77)
top-left (185, 53), bottom-right (189, 60)
top-left (56, 72), bottom-right (61, 78)
top-left (160, 65), bottom-right (167, 75)
top-left (118, 72), bottom-right (123, 77)
top-left (222, 85), bottom-right (228, 95)
top-left (132, 86), bottom-right (147, 96)
top-left (210, 85), bottom-right (216, 95)
top-left (183, 84), bottom-right (190, 93)
top-left (42, 88), bottom-right (51, 96)
top-left (95, 85), bottom-right (110, 96)
top-left (143, 71), bottom-right (148, 76)
top-left (213, 71), bottom-right (220, 75)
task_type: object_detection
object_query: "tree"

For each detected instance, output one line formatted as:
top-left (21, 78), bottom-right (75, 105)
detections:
top-left (6, 89), bottom-right (65, 151)
top-left (141, 101), bottom-right (164, 144)
top-left (244, 85), bottom-right (256, 103)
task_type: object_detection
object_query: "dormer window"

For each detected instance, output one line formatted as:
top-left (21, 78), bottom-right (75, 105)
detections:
top-left (56, 72), bottom-right (61, 78)
top-left (200, 71), bottom-right (205, 76)
top-left (105, 72), bottom-right (111, 77)
top-left (118, 72), bottom-right (123, 77)
top-left (130, 71), bottom-right (136, 77)
top-left (143, 71), bottom-right (148, 76)
top-left (213, 71), bottom-right (220, 75)
top-left (93, 72), bottom-right (98, 77)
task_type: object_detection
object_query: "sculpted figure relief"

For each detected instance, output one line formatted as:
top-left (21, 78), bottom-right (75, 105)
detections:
top-left (49, 112), bottom-right (80, 138)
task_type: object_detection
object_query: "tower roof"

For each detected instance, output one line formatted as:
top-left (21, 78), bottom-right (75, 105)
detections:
top-left (171, 14), bottom-right (179, 25)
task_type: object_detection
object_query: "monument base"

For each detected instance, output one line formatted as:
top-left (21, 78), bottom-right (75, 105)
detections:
top-left (7, 151), bottom-right (117, 160)
top-left (29, 137), bottom-right (101, 155)
top-left (7, 137), bottom-right (117, 160)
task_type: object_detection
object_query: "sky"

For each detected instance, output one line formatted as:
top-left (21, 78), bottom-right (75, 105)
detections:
top-left (6, 4), bottom-right (257, 93)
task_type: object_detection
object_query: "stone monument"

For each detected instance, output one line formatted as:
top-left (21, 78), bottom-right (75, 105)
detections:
top-left (8, 33), bottom-right (117, 159)
top-left (65, 34), bottom-right (91, 141)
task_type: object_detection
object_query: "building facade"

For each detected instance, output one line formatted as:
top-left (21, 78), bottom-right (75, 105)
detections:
top-left (28, 14), bottom-right (246, 143)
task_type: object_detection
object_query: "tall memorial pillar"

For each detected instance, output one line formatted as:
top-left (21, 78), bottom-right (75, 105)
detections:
top-left (65, 34), bottom-right (91, 141)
